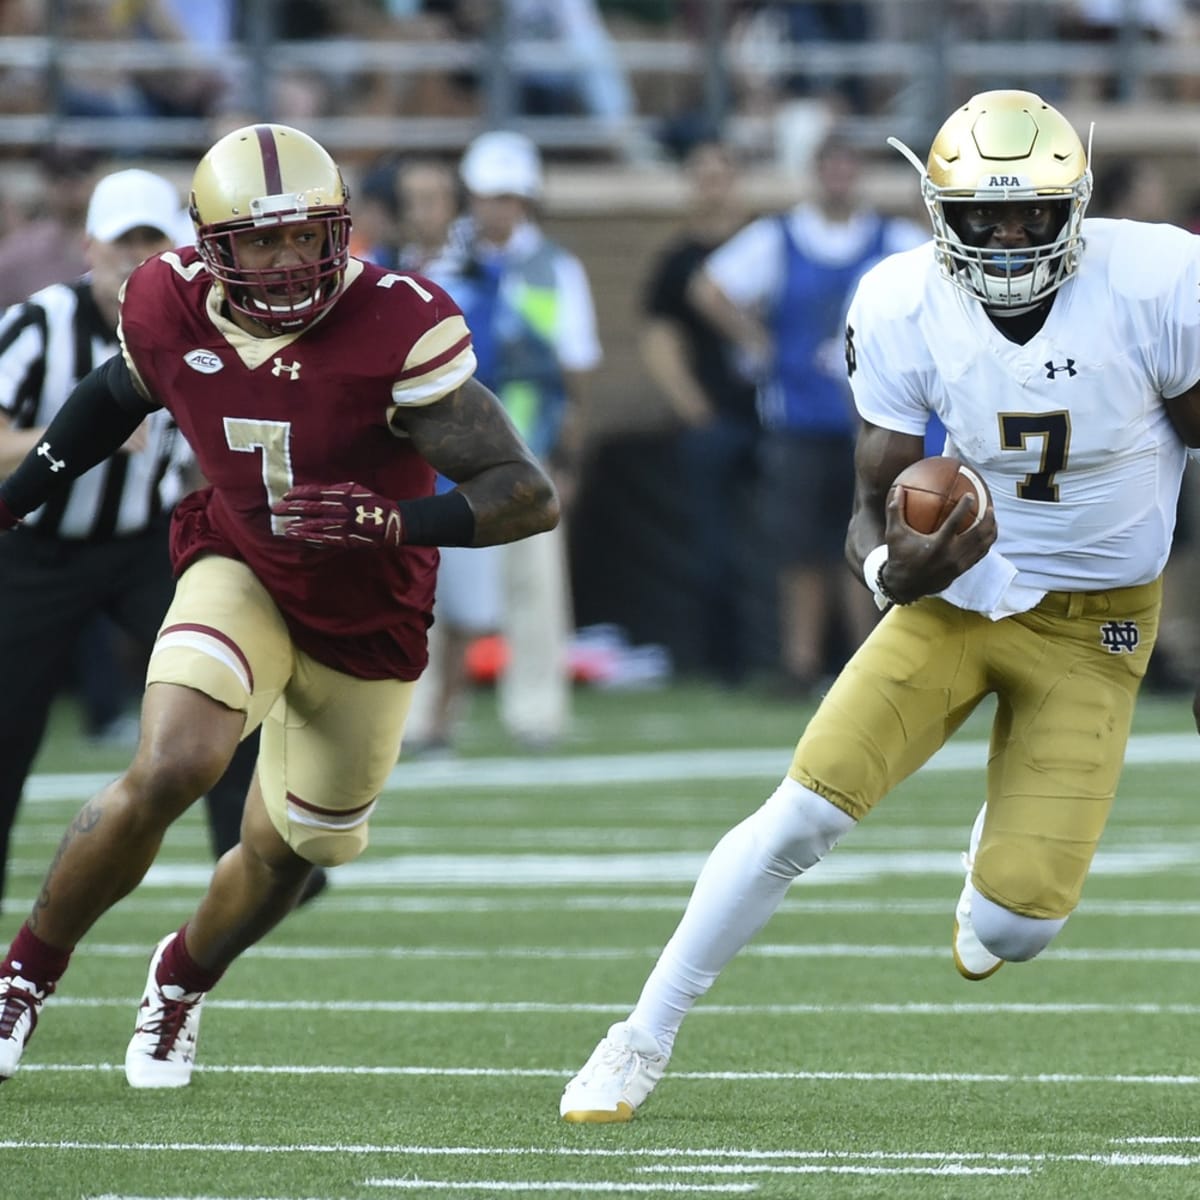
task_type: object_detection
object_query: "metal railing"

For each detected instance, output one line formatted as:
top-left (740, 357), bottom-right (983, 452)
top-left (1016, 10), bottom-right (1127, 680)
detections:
top-left (0, 0), bottom-right (1186, 159)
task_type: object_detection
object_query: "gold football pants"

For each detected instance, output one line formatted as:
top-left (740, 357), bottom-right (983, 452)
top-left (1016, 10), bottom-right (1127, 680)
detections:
top-left (789, 579), bottom-right (1161, 918)
top-left (147, 555), bottom-right (413, 866)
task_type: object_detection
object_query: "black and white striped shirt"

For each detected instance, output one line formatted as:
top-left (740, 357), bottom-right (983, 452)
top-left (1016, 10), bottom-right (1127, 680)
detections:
top-left (0, 278), bottom-right (191, 540)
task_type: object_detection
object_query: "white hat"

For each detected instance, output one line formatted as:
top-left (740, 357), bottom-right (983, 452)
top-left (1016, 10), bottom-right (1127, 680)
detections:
top-left (85, 168), bottom-right (182, 243)
top-left (460, 131), bottom-right (542, 199)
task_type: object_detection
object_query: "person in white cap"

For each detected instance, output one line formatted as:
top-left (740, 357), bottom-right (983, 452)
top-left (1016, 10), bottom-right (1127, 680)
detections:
top-left (0, 167), bottom-right (286, 913)
top-left (407, 130), bottom-right (601, 753)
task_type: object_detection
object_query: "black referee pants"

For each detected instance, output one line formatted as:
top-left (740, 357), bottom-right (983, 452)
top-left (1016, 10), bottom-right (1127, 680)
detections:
top-left (0, 520), bottom-right (254, 910)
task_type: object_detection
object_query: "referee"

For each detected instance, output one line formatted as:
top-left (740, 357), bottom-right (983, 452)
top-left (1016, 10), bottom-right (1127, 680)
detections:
top-left (0, 169), bottom-right (324, 909)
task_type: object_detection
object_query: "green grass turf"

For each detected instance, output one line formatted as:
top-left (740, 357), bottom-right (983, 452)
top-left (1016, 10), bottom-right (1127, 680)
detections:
top-left (1, 686), bottom-right (1198, 1198)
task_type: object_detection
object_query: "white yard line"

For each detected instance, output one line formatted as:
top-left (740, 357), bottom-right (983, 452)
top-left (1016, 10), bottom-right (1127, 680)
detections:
top-left (67, 940), bottom-right (1200, 963)
top-left (14, 1064), bottom-right (1200, 1084)
top-left (42, 997), bottom-right (1200, 1017)
top-left (363, 1184), bottom-right (755, 1194)
top-left (22, 731), bottom-right (1200, 804)
top-left (28, 1141), bottom-right (1200, 1194)
top-left (10, 1141), bottom-right (1198, 1159)
top-left (8, 843), bottom-right (1188, 888)
top-left (9, 894), bottom-right (1200, 917)
top-left (1117, 1137), bottom-right (1200, 1144)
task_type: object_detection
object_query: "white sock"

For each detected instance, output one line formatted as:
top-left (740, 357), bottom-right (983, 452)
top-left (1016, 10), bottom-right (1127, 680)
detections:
top-left (629, 777), bottom-right (855, 1053)
top-left (970, 889), bottom-right (1067, 961)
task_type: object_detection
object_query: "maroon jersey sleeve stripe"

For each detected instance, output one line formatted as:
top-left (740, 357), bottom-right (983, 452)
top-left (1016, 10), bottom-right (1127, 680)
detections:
top-left (287, 791), bottom-right (377, 819)
top-left (395, 331), bottom-right (473, 383)
top-left (158, 621), bottom-right (255, 692)
top-left (255, 125), bottom-right (283, 194)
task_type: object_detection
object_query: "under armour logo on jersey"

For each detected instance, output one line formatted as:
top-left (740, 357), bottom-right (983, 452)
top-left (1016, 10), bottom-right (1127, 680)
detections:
top-left (844, 324), bottom-right (857, 378)
top-left (36, 442), bottom-right (65, 472)
top-left (272, 358), bottom-right (302, 379)
top-left (355, 505), bottom-right (384, 526)
top-left (1100, 620), bottom-right (1139, 654)
top-left (1044, 359), bottom-right (1077, 379)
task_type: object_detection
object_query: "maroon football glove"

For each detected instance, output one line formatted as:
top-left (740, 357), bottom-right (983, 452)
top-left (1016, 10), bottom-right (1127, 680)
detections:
top-left (0, 496), bottom-right (20, 531)
top-left (273, 482), bottom-right (404, 550)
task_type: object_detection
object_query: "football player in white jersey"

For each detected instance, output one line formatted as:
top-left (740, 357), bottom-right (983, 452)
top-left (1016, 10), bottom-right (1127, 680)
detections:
top-left (559, 89), bottom-right (1200, 1124)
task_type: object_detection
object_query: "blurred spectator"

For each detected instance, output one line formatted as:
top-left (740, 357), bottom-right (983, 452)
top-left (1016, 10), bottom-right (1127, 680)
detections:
top-left (0, 0), bottom-right (46, 114)
top-left (639, 138), bottom-right (760, 686)
top-left (392, 158), bottom-right (503, 753)
top-left (1058, 0), bottom-right (1186, 99)
top-left (74, 613), bottom-right (143, 747)
top-left (271, 68), bottom-right (335, 126)
top-left (154, 0), bottom-right (242, 115)
top-left (1091, 156), bottom-right (1172, 224)
top-left (348, 153), bottom-right (406, 266)
top-left (756, 2), bottom-right (871, 109)
top-left (0, 146), bottom-right (97, 308)
top-left (450, 0), bottom-right (652, 160)
top-left (689, 132), bottom-right (925, 696)
top-left (726, 1), bottom-right (872, 162)
top-left (397, 159), bottom-right (467, 271)
top-left (408, 132), bottom-right (601, 752)
top-left (59, 0), bottom-right (232, 123)
top-left (0, 168), bottom-right (275, 907)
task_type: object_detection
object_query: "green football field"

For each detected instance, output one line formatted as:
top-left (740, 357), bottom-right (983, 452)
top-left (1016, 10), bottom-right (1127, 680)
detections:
top-left (2, 683), bottom-right (1199, 1200)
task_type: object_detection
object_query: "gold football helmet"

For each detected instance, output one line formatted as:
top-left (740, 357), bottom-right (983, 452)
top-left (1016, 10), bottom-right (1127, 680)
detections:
top-left (891, 90), bottom-right (1091, 309)
top-left (189, 123), bottom-right (351, 331)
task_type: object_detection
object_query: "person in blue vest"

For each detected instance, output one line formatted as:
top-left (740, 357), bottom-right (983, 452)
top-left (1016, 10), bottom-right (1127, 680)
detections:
top-left (405, 133), bottom-right (602, 752)
top-left (392, 159), bottom-right (506, 753)
top-left (688, 131), bottom-right (926, 695)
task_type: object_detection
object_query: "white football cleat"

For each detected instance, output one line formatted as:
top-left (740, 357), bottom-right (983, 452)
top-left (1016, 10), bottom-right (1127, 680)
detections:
top-left (953, 804), bottom-right (1003, 981)
top-left (0, 973), bottom-right (49, 1081)
top-left (124, 933), bottom-right (206, 1088)
top-left (953, 878), bottom-right (1004, 980)
top-left (560, 1021), bottom-right (669, 1123)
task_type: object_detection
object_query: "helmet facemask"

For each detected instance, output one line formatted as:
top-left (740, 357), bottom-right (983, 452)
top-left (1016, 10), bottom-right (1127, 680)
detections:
top-left (194, 201), bottom-right (351, 332)
top-left (889, 90), bottom-right (1093, 311)
top-left (927, 182), bottom-right (1089, 310)
top-left (189, 124), bottom-right (352, 333)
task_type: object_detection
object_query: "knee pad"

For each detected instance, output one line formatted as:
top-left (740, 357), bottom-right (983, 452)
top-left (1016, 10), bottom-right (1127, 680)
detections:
top-left (755, 776), bottom-right (857, 876)
top-left (267, 795), bottom-right (376, 868)
top-left (970, 888), bottom-right (1067, 962)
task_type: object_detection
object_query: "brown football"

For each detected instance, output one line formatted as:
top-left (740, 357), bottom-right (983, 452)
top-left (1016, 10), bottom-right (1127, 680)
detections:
top-left (890, 456), bottom-right (990, 535)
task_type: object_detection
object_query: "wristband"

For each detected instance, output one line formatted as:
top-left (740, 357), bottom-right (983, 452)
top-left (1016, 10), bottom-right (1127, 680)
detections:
top-left (395, 489), bottom-right (476, 546)
top-left (863, 543), bottom-right (899, 611)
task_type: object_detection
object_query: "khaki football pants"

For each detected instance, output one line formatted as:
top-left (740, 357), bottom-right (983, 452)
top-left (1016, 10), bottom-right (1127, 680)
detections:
top-left (789, 580), bottom-right (1161, 918)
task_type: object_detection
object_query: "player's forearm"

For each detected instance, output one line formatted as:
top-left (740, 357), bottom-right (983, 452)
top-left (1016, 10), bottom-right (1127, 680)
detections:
top-left (454, 459), bottom-right (560, 546)
top-left (845, 496), bottom-right (888, 579)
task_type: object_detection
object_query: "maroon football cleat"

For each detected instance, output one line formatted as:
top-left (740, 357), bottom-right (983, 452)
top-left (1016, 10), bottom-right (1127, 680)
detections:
top-left (124, 933), bottom-right (206, 1088)
top-left (0, 973), bottom-right (50, 1080)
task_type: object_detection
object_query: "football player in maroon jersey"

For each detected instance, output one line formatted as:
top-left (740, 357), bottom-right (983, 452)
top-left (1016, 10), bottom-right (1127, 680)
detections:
top-left (0, 123), bottom-right (559, 1088)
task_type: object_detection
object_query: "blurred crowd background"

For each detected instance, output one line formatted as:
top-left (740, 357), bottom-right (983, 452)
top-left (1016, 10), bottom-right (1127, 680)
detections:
top-left (3, 0), bottom-right (1200, 743)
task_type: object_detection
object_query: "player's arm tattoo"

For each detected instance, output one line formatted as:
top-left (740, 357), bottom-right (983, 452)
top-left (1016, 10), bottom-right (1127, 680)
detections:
top-left (397, 377), bottom-right (559, 546)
